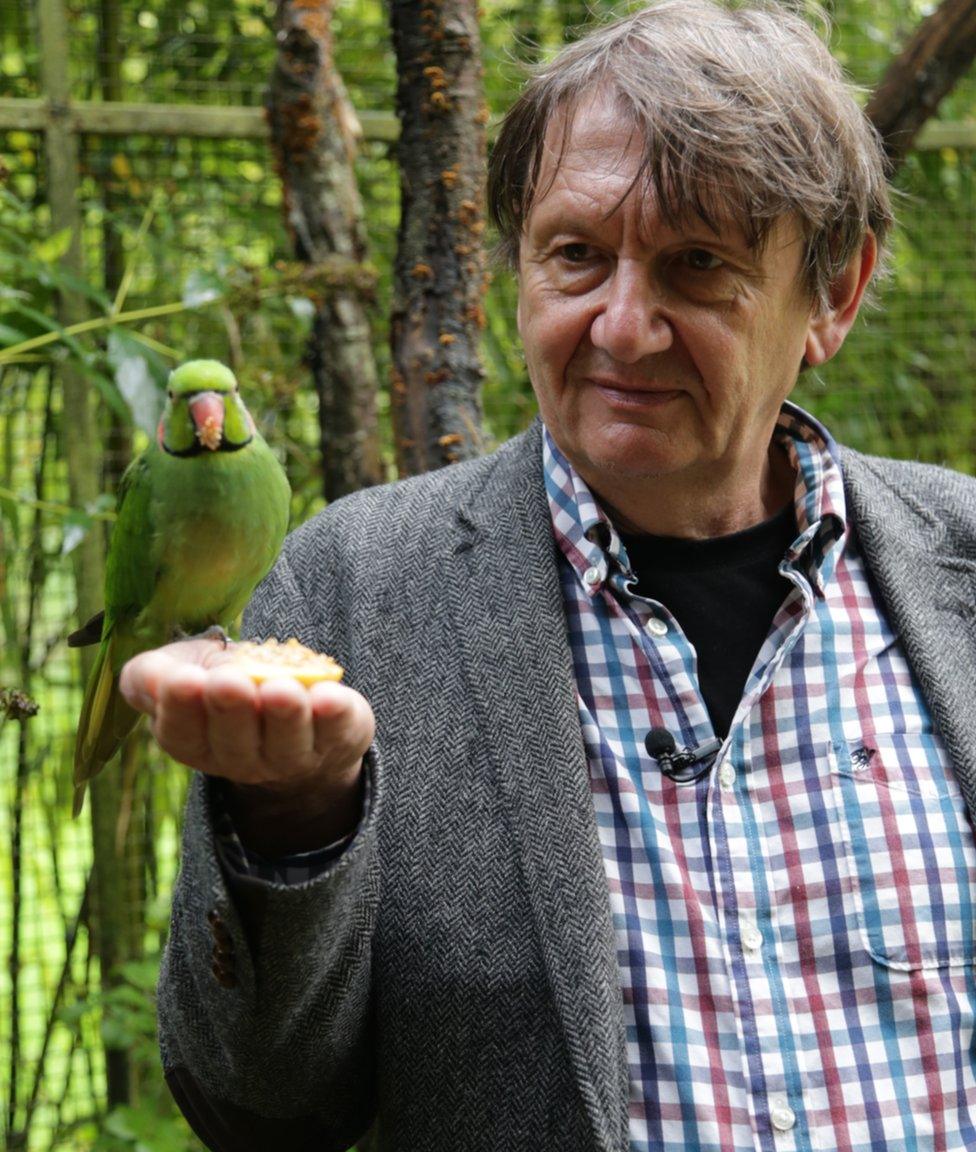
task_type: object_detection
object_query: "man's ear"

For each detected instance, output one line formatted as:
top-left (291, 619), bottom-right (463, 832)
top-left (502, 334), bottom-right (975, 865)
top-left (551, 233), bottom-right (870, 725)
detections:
top-left (804, 233), bottom-right (877, 368)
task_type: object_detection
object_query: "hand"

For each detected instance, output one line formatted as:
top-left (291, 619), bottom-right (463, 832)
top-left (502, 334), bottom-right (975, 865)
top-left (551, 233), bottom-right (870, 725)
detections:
top-left (120, 637), bottom-right (375, 853)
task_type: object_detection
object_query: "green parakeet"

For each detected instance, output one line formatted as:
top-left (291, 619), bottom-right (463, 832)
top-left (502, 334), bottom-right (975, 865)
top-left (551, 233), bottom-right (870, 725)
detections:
top-left (69, 359), bottom-right (291, 817)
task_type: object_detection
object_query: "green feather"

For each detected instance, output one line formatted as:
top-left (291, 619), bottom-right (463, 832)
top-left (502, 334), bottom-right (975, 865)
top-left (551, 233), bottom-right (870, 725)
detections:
top-left (72, 360), bottom-right (291, 817)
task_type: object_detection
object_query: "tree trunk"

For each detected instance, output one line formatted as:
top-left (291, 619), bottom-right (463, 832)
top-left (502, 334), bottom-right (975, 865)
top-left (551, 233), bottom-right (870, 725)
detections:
top-left (390, 0), bottom-right (487, 476)
top-left (866, 0), bottom-right (976, 170)
top-left (266, 0), bottom-right (383, 502)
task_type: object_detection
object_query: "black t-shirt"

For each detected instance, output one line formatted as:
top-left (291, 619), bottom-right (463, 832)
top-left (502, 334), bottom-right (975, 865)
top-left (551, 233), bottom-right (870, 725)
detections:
top-left (619, 502), bottom-right (797, 739)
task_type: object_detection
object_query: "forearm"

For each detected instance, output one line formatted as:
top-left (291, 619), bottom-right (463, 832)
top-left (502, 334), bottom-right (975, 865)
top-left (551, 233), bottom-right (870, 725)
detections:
top-left (159, 763), bottom-right (381, 1137)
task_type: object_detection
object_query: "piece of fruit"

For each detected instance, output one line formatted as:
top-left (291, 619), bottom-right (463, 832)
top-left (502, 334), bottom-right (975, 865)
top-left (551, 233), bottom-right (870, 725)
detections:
top-left (229, 637), bottom-right (344, 686)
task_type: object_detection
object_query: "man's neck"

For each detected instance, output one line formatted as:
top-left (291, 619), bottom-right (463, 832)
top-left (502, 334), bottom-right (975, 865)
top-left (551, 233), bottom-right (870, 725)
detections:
top-left (585, 442), bottom-right (796, 539)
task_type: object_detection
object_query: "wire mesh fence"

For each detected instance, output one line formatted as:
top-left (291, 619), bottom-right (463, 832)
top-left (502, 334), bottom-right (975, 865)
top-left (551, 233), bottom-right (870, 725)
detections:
top-left (2, 0), bottom-right (976, 1149)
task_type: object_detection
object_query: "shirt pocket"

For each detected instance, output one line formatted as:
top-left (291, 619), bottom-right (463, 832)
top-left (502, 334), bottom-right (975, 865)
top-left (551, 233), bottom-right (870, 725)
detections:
top-left (832, 736), bottom-right (976, 970)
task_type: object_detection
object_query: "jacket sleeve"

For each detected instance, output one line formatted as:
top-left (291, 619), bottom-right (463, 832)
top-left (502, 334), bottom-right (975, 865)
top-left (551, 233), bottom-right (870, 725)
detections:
top-left (156, 526), bottom-right (381, 1151)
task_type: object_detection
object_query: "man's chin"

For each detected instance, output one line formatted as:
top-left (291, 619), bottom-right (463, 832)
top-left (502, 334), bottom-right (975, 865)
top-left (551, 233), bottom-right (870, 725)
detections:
top-left (573, 439), bottom-right (693, 490)
top-left (584, 422), bottom-right (685, 474)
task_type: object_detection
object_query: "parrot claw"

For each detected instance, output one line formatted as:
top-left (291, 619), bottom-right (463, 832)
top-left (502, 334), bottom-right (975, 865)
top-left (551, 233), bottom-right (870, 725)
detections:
top-left (193, 624), bottom-right (230, 648)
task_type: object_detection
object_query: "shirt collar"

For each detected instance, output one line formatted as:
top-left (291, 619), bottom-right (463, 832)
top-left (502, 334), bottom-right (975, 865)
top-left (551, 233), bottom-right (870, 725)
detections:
top-left (775, 401), bottom-right (848, 594)
top-left (543, 400), bottom-right (848, 600)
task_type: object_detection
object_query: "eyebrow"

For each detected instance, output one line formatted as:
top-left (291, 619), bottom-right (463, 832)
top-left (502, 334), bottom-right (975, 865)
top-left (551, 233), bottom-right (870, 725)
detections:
top-left (529, 204), bottom-right (757, 262)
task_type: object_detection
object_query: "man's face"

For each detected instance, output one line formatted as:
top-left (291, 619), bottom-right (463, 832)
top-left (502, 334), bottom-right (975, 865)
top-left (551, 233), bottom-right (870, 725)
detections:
top-left (516, 91), bottom-right (842, 534)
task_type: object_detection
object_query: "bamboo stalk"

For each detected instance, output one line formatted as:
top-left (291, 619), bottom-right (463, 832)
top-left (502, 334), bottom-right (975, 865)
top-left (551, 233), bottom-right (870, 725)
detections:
top-left (4, 374), bottom-right (53, 1150)
top-left (0, 300), bottom-right (208, 366)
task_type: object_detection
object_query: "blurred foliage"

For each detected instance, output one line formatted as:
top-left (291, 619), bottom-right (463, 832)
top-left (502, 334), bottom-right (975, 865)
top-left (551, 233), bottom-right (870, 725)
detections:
top-left (799, 146), bottom-right (976, 468)
top-left (60, 953), bottom-right (200, 1152)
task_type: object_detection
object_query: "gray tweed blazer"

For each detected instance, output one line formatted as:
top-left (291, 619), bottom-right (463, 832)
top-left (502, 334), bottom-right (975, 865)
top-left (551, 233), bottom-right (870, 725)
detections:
top-left (158, 420), bottom-right (976, 1152)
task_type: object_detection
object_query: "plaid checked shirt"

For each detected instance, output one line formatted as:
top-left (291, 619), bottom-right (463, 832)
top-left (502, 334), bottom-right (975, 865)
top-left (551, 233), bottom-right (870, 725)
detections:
top-left (546, 402), bottom-right (976, 1152)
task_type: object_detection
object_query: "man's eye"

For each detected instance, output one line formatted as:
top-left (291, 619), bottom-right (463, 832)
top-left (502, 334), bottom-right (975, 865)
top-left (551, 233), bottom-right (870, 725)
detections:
top-left (683, 248), bottom-right (723, 271)
top-left (558, 243), bottom-right (594, 263)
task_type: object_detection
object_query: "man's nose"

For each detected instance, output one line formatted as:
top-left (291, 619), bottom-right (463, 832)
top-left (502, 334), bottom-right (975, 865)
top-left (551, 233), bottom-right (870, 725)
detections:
top-left (589, 262), bottom-right (673, 363)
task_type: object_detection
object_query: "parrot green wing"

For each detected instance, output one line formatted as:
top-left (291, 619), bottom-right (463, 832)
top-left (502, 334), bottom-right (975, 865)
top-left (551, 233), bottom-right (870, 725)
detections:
top-left (72, 451), bottom-right (163, 816)
top-left (103, 453), bottom-right (162, 627)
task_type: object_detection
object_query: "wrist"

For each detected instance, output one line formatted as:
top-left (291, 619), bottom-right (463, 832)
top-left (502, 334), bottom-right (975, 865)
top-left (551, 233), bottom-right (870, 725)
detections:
top-left (220, 760), bottom-right (365, 858)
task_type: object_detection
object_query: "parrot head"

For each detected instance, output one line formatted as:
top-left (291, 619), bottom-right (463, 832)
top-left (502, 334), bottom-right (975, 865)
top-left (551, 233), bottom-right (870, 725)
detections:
top-left (157, 360), bottom-right (257, 455)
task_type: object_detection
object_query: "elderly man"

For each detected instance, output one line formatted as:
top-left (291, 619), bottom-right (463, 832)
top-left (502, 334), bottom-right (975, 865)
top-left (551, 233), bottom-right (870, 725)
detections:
top-left (125, 1), bottom-right (976, 1149)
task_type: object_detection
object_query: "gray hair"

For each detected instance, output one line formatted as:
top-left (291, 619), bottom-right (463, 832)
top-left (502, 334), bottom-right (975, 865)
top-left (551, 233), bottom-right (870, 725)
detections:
top-left (488, 0), bottom-right (893, 309)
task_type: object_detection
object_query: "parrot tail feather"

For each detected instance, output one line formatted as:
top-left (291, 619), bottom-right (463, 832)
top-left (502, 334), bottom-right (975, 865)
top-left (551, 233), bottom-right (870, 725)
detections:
top-left (68, 610), bottom-right (106, 648)
top-left (73, 633), bottom-right (142, 817)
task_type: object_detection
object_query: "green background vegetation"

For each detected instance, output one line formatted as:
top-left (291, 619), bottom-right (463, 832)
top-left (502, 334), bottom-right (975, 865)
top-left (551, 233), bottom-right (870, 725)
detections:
top-left (2, 0), bottom-right (976, 1148)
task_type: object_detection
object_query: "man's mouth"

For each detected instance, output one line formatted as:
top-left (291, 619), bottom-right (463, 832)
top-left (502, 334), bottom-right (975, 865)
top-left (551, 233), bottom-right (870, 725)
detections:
top-left (589, 379), bottom-right (683, 406)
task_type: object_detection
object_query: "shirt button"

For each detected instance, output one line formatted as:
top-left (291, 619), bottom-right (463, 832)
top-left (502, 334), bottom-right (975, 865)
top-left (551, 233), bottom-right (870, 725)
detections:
top-left (583, 565), bottom-right (601, 588)
top-left (741, 920), bottom-right (763, 952)
top-left (770, 1097), bottom-right (796, 1132)
top-left (646, 616), bottom-right (668, 637)
top-left (719, 763), bottom-right (736, 789)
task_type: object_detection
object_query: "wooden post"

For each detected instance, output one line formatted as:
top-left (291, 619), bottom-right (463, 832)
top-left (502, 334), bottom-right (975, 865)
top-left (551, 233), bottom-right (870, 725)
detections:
top-left (37, 0), bottom-right (137, 1113)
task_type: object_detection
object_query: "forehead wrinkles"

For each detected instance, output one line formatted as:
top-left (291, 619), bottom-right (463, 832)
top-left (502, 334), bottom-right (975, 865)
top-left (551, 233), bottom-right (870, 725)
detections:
top-left (531, 105), bottom-right (650, 236)
top-left (531, 95), bottom-right (758, 253)
top-left (532, 131), bottom-right (749, 256)
top-left (527, 88), bottom-right (788, 261)
top-left (535, 97), bottom-right (641, 190)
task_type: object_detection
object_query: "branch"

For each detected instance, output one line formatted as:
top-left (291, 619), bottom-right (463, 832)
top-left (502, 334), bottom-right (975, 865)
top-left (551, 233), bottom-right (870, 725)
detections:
top-left (866, 0), bottom-right (976, 171)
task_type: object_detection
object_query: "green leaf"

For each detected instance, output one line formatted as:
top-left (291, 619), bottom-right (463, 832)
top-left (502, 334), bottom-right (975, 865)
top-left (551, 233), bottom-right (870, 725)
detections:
top-left (0, 491), bottom-right (20, 545)
top-left (61, 510), bottom-right (94, 557)
top-left (100, 1015), bottom-right (141, 1048)
top-left (57, 1000), bottom-right (92, 1027)
top-left (33, 226), bottom-right (74, 264)
top-left (40, 263), bottom-right (113, 309)
top-left (181, 269), bottom-right (224, 308)
top-left (89, 492), bottom-right (117, 517)
top-left (6, 299), bottom-right (66, 334)
top-left (104, 1106), bottom-right (139, 1140)
top-left (118, 957), bottom-right (163, 990)
top-left (0, 321), bottom-right (28, 347)
top-left (0, 284), bottom-right (32, 302)
top-left (104, 983), bottom-right (155, 1012)
top-left (108, 334), bottom-right (164, 436)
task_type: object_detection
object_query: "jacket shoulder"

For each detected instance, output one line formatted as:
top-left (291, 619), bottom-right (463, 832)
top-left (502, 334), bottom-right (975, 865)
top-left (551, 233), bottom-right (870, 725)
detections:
top-left (284, 425), bottom-right (540, 564)
top-left (840, 447), bottom-right (976, 552)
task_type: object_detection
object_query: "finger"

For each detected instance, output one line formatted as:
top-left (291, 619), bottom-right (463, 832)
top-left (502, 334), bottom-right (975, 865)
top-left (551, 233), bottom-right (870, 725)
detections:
top-left (152, 663), bottom-right (212, 768)
top-left (119, 649), bottom-right (175, 715)
top-left (308, 682), bottom-right (375, 764)
top-left (203, 665), bottom-right (262, 778)
top-left (120, 638), bottom-right (231, 713)
top-left (258, 677), bottom-right (315, 769)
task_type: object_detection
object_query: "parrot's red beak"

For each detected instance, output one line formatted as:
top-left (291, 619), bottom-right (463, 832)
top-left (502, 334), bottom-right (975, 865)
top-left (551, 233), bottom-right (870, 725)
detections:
top-left (188, 391), bottom-right (225, 451)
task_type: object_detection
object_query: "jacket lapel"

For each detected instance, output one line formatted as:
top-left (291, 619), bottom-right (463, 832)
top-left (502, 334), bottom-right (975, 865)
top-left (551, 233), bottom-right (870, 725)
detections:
top-left (448, 423), bottom-right (628, 1152)
top-left (842, 450), bottom-right (976, 814)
